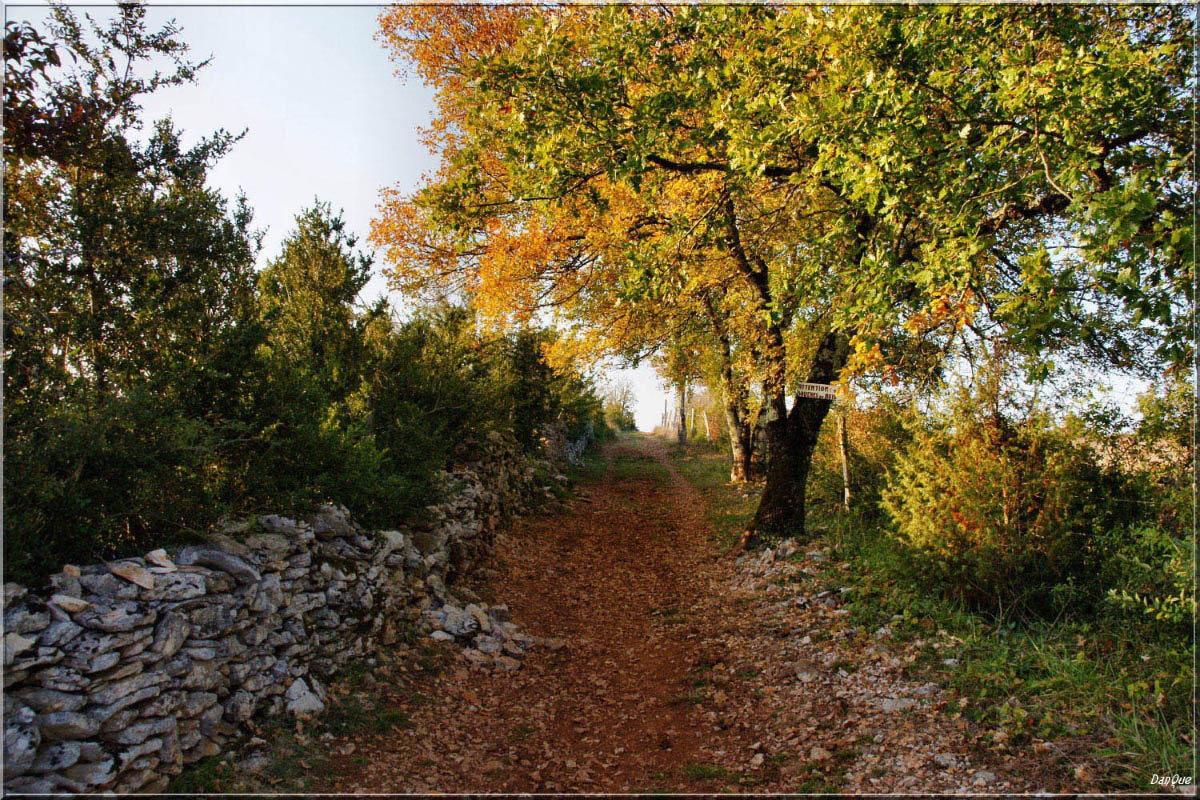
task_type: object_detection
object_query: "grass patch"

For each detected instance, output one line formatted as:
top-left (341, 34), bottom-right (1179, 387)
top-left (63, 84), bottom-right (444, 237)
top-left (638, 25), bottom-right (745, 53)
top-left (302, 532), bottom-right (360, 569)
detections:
top-left (609, 450), bottom-right (670, 485)
top-left (568, 445), bottom-right (608, 485)
top-left (667, 443), bottom-right (760, 549)
top-left (650, 605), bottom-right (687, 625)
top-left (166, 754), bottom-right (239, 794)
top-left (683, 762), bottom-right (737, 782)
top-left (510, 722), bottom-right (535, 741)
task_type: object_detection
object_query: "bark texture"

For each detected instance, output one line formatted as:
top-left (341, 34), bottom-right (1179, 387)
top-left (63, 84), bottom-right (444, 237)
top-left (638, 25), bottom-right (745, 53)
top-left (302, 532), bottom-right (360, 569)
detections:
top-left (744, 330), bottom-right (850, 545)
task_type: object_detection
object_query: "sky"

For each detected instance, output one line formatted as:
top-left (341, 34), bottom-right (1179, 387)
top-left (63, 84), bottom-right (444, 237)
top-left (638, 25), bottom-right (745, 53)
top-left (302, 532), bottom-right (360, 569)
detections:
top-left (6, 3), bottom-right (670, 430)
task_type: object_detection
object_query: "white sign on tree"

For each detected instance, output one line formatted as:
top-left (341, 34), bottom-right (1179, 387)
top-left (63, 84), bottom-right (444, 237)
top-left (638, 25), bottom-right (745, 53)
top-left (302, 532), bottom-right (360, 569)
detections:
top-left (795, 382), bottom-right (835, 400)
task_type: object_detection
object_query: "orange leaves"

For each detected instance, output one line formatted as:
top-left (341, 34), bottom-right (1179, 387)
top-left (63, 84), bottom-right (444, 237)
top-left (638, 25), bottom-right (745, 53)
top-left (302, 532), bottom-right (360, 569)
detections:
top-left (475, 214), bottom-right (573, 325)
top-left (377, 5), bottom-right (526, 85)
top-left (377, 6), bottom-right (531, 153)
top-left (369, 195), bottom-right (468, 298)
top-left (901, 286), bottom-right (978, 338)
top-left (844, 338), bottom-right (885, 378)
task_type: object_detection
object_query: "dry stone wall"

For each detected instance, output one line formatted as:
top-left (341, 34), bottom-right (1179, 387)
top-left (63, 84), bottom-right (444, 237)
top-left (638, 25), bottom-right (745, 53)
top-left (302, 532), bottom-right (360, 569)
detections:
top-left (2, 433), bottom-right (564, 794)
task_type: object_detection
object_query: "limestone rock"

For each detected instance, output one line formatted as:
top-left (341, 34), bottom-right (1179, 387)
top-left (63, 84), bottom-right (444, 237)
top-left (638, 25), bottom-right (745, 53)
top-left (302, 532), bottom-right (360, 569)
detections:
top-left (110, 562), bottom-right (155, 590)
top-left (15, 689), bottom-right (85, 715)
top-left (461, 649), bottom-right (492, 668)
top-left (224, 691), bottom-right (256, 722)
top-left (150, 613), bottom-right (191, 659)
top-left (441, 609), bottom-right (479, 639)
top-left (309, 504), bottom-right (356, 540)
top-left (250, 573), bottom-right (284, 614)
top-left (30, 741), bottom-right (82, 774)
top-left (32, 665), bottom-right (87, 692)
top-left (494, 655), bottom-right (521, 673)
top-left (87, 685), bottom-right (160, 724)
top-left (117, 737), bottom-right (163, 770)
top-left (145, 549), bottom-right (176, 571)
top-left (89, 671), bottom-right (165, 707)
top-left (4, 632), bottom-right (37, 666)
top-left (465, 604), bottom-right (492, 633)
top-left (74, 602), bottom-right (156, 633)
top-left (38, 711), bottom-right (100, 741)
top-left (474, 636), bottom-right (502, 655)
top-left (878, 697), bottom-right (916, 713)
top-left (5, 608), bottom-right (50, 636)
top-left (78, 572), bottom-right (141, 600)
top-left (284, 679), bottom-right (325, 716)
top-left (243, 533), bottom-right (291, 554)
top-left (39, 619), bottom-right (83, 649)
top-left (107, 717), bottom-right (175, 746)
top-left (4, 699), bottom-right (40, 779)
top-left (64, 757), bottom-right (114, 786)
top-left (176, 548), bottom-right (260, 585)
top-left (189, 604), bottom-right (235, 638)
top-left (149, 573), bottom-right (206, 602)
top-left (257, 514), bottom-right (307, 537)
top-left (50, 595), bottom-right (90, 614)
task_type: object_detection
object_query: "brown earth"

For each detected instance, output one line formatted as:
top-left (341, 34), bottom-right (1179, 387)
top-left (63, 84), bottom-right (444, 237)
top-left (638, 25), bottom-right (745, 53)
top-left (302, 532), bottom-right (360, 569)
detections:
top-left (306, 434), bottom-right (1061, 794)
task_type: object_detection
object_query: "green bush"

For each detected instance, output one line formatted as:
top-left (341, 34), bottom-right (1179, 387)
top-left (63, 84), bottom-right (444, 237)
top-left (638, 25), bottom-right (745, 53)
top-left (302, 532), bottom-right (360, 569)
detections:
top-left (880, 395), bottom-right (1116, 616)
top-left (1100, 524), bottom-right (1196, 630)
top-left (4, 394), bottom-right (216, 581)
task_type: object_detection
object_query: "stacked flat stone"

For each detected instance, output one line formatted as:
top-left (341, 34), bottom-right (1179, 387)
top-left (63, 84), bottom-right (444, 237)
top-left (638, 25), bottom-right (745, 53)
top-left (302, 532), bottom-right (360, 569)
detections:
top-left (2, 434), bottom-right (562, 795)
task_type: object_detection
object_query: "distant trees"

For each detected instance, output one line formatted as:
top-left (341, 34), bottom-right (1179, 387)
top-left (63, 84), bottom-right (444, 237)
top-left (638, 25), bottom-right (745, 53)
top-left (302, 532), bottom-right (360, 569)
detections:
top-left (601, 380), bottom-right (637, 433)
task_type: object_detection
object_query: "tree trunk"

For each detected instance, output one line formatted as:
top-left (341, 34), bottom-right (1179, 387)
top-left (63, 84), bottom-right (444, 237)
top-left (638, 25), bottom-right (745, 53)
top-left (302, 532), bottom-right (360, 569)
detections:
top-left (676, 384), bottom-right (687, 444)
top-left (744, 331), bottom-right (850, 545)
top-left (710, 316), bottom-right (755, 483)
top-left (703, 409), bottom-right (712, 440)
top-left (837, 410), bottom-right (852, 511)
top-left (726, 410), bottom-right (754, 483)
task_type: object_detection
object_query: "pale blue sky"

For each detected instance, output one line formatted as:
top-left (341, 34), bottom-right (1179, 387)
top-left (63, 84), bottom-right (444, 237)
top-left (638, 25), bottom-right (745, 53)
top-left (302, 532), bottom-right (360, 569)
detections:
top-left (7, 3), bottom-right (668, 429)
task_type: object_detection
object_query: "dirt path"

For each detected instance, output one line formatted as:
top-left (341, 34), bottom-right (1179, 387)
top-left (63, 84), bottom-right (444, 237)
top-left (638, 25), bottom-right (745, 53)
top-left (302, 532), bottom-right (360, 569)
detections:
top-left (312, 435), bottom-right (1052, 793)
top-left (321, 435), bottom-right (754, 792)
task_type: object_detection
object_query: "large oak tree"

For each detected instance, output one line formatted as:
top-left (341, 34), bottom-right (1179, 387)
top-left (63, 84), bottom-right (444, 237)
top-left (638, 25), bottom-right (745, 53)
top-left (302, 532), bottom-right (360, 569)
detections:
top-left (374, 4), bottom-right (1192, 542)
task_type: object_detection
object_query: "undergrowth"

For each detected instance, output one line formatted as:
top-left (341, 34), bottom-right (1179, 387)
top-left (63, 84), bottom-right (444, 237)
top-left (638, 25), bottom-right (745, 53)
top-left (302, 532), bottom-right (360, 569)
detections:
top-left (668, 441), bottom-right (1195, 792)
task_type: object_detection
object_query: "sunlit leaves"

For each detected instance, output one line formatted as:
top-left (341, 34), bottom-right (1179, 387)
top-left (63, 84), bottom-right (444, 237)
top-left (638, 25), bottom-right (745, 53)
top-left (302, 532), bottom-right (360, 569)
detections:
top-left (374, 3), bottom-right (1192, 393)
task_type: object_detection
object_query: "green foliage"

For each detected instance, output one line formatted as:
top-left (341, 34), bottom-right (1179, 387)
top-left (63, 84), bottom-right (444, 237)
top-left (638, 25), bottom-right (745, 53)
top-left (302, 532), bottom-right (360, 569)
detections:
top-left (806, 397), bottom-right (914, 515)
top-left (880, 387), bottom-right (1123, 616)
top-left (3, 5), bottom-right (263, 581)
top-left (1130, 373), bottom-right (1194, 533)
top-left (602, 380), bottom-right (638, 432)
top-left (2, 8), bottom-right (606, 584)
top-left (1101, 524), bottom-right (1196, 629)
